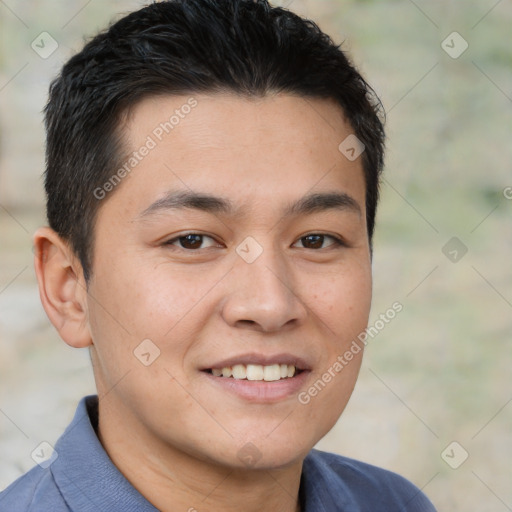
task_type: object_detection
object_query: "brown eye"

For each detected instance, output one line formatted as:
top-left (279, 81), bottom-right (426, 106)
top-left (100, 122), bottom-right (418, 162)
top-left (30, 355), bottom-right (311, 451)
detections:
top-left (295, 234), bottom-right (344, 250)
top-left (165, 233), bottom-right (218, 250)
top-left (178, 234), bottom-right (203, 249)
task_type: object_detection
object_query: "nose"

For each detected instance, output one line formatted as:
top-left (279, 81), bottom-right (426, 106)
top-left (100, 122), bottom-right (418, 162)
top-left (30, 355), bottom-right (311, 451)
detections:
top-left (221, 242), bottom-right (308, 333)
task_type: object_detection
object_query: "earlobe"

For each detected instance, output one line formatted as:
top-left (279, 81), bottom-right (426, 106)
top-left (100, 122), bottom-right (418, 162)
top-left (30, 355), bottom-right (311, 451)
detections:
top-left (33, 226), bottom-right (92, 349)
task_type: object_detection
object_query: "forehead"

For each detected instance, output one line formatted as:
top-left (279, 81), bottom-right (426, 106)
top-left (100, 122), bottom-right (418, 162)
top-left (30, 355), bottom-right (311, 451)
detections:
top-left (105, 92), bottom-right (366, 218)
top-left (125, 91), bottom-right (345, 140)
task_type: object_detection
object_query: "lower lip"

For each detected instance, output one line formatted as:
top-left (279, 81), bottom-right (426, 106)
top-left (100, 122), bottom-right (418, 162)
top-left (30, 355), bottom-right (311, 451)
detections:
top-left (200, 370), bottom-right (310, 403)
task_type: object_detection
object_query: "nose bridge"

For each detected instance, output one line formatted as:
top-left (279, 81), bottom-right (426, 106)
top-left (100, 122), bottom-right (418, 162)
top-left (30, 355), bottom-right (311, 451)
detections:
top-left (222, 235), bottom-right (306, 331)
top-left (237, 236), bottom-right (294, 303)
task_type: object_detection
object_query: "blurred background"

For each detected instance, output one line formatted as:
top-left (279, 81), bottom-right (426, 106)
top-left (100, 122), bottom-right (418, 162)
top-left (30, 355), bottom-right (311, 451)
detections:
top-left (0, 0), bottom-right (511, 510)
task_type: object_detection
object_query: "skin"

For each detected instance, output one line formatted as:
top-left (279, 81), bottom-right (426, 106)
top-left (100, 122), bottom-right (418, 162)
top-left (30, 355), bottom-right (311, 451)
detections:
top-left (34, 93), bottom-right (372, 512)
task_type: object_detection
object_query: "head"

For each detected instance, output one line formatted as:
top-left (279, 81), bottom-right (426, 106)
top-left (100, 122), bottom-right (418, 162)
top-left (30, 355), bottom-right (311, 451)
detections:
top-left (43, 0), bottom-right (384, 283)
top-left (35, 0), bottom-right (384, 472)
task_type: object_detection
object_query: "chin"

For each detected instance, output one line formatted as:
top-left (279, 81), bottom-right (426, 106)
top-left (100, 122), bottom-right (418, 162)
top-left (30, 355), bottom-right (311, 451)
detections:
top-left (230, 433), bottom-right (314, 471)
top-left (183, 432), bottom-right (311, 472)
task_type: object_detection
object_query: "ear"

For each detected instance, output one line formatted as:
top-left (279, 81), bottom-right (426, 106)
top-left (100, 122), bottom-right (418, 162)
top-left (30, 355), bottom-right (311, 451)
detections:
top-left (33, 227), bottom-right (92, 348)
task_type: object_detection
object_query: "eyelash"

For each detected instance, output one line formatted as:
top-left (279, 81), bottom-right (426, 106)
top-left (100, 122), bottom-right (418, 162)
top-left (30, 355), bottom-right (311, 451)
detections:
top-left (163, 232), bottom-right (346, 251)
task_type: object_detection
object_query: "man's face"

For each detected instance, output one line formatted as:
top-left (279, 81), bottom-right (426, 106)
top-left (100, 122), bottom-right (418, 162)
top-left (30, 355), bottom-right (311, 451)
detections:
top-left (86, 93), bottom-right (372, 469)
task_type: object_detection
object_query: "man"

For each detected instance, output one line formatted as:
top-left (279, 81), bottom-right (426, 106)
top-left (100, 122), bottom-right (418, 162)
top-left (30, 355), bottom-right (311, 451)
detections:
top-left (0, 0), bottom-right (436, 510)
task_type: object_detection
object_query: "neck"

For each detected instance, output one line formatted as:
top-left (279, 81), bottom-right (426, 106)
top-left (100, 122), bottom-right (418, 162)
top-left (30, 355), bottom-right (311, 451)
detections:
top-left (97, 399), bottom-right (303, 512)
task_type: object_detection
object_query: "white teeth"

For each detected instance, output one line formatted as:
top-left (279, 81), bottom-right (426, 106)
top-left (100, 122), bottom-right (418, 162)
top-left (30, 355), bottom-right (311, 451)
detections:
top-left (246, 364), bottom-right (264, 381)
top-left (263, 364), bottom-right (281, 381)
top-left (232, 364), bottom-right (247, 379)
top-left (210, 363), bottom-right (298, 381)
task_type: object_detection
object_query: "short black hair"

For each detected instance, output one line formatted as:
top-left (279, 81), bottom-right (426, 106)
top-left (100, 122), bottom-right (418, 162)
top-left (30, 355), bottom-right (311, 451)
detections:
top-left (44, 0), bottom-right (385, 282)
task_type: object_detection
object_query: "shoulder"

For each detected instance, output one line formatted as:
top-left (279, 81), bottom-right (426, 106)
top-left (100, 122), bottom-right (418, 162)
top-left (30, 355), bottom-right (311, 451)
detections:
top-left (302, 449), bottom-right (437, 511)
top-left (0, 465), bottom-right (69, 512)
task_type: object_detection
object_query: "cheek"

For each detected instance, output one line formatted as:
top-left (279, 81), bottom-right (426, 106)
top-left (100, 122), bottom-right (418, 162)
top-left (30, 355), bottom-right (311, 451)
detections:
top-left (89, 257), bottom-right (180, 333)
top-left (308, 264), bottom-right (372, 336)
top-left (131, 266), bottom-right (222, 341)
top-left (87, 256), bottom-right (223, 367)
top-left (301, 262), bottom-right (370, 419)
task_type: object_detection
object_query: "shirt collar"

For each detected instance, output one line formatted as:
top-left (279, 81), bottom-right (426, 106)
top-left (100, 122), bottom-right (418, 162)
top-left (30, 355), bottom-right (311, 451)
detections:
top-left (51, 395), bottom-right (158, 512)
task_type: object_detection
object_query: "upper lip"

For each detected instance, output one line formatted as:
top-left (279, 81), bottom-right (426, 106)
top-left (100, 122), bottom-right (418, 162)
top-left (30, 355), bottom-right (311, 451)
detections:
top-left (203, 352), bottom-right (311, 371)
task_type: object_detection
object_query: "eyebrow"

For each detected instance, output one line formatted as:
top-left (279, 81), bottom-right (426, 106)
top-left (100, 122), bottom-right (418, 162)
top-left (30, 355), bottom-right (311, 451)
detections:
top-left (138, 190), bottom-right (361, 219)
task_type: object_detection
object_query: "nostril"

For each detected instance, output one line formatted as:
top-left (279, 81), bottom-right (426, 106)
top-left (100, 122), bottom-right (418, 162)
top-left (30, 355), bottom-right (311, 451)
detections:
top-left (237, 320), bottom-right (257, 327)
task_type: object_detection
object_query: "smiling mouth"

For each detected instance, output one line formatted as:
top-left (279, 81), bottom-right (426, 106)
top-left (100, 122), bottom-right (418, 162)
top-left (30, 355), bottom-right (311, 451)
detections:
top-left (204, 364), bottom-right (304, 382)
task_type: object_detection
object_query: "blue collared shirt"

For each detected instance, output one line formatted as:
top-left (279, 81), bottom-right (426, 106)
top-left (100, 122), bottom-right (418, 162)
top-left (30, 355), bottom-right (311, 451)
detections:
top-left (0, 396), bottom-right (436, 511)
